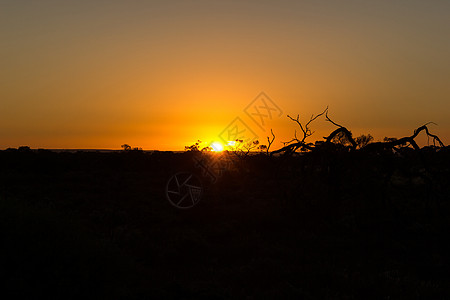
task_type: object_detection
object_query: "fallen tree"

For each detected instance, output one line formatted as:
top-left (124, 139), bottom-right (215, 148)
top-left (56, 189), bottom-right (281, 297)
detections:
top-left (271, 108), bottom-right (445, 156)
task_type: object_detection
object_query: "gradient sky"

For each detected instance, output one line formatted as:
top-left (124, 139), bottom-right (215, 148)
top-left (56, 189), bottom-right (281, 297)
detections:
top-left (1, 0), bottom-right (449, 150)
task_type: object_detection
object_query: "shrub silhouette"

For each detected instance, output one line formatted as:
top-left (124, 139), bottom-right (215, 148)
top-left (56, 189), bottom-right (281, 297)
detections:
top-left (121, 144), bottom-right (131, 151)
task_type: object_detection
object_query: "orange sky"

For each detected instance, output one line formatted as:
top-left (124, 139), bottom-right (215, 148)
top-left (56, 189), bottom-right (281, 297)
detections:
top-left (1, 1), bottom-right (449, 150)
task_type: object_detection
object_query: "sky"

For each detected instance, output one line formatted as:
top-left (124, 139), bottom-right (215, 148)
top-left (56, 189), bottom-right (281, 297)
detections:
top-left (1, 0), bottom-right (449, 150)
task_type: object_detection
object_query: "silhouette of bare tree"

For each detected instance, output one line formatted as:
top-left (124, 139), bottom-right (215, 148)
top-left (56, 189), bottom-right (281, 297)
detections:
top-left (272, 108), bottom-right (445, 156)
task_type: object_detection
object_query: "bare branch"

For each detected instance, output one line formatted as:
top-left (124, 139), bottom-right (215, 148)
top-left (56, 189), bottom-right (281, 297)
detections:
top-left (412, 123), bottom-right (444, 147)
top-left (272, 105), bottom-right (444, 157)
top-left (286, 107), bottom-right (328, 144)
top-left (324, 110), bottom-right (357, 150)
top-left (362, 123), bottom-right (444, 152)
top-left (271, 142), bottom-right (315, 156)
top-left (306, 106), bottom-right (328, 128)
top-left (266, 129), bottom-right (275, 155)
top-left (325, 110), bottom-right (344, 128)
top-left (287, 114), bottom-right (307, 142)
top-left (273, 107), bottom-right (328, 156)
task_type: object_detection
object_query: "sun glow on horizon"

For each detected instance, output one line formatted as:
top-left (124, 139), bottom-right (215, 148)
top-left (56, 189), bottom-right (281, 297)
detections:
top-left (210, 142), bottom-right (224, 152)
top-left (0, 2), bottom-right (449, 150)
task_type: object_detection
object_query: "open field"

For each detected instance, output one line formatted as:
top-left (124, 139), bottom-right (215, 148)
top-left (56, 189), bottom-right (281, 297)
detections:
top-left (1, 148), bottom-right (450, 299)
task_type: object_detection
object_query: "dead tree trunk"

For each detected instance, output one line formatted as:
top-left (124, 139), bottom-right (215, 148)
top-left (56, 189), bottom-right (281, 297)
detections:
top-left (361, 123), bottom-right (444, 152)
top-left (271, 107), bottom-right (445, 156)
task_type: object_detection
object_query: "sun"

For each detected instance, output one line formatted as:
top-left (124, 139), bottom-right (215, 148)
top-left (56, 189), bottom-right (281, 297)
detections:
top-left (210, 142), bottom-right (224, 152)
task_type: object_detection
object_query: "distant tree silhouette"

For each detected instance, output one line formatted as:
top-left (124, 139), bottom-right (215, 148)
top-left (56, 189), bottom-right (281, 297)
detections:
top-left (383, 137), bottom-right (398, 143)
top-left (330, 131), bottom-right (354, 148)
top-left (258, 144), bottom-right (267, 153)
top-left (201, 146), bottom-right (213, 152)
top-left (121, 144), bottom-right (131, 151)
top-left (355, 134), bottom-right (374, 149)
top-left (329, 132), bottom-right (373, 149)
top-left (230, 139), bottom-right (260, 157)
top-left (185, 140), bottom-right (202, 152)
top-left (18, 146), bottom-right (32, 152)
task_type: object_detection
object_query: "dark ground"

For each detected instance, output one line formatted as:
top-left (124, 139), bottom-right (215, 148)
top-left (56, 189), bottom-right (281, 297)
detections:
top-left (1, 147), bottom-right (450, 299)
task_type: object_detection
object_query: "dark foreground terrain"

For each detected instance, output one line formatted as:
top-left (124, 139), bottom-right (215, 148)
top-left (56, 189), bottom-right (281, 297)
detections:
top-left (1, 147), bottom-right (450, 299)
